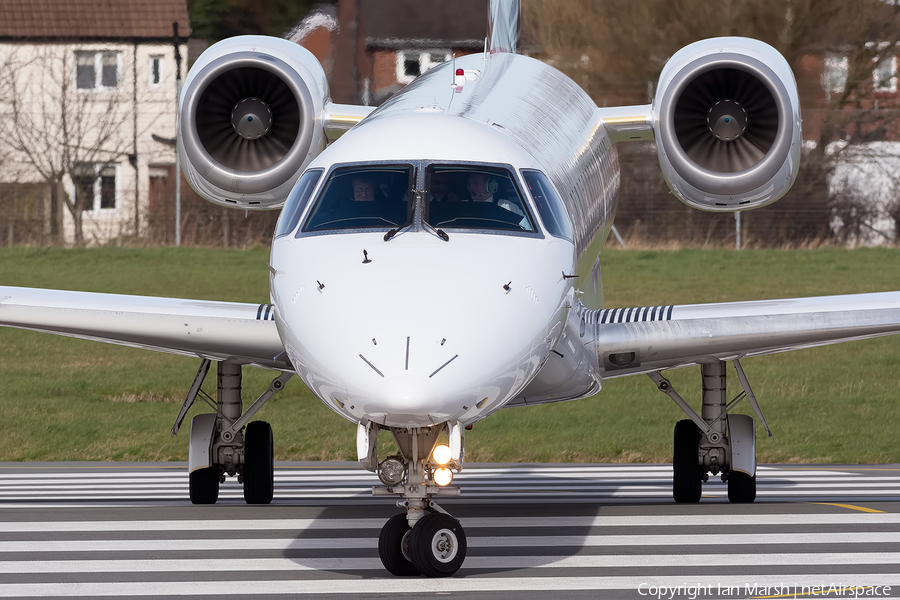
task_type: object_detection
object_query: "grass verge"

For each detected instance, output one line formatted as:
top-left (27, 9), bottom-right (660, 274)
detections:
top-left (1, 246), bottom-right (899, 463)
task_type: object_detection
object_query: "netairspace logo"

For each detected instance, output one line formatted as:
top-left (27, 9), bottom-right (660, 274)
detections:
top-left (636, 583), bottom-right (893, 599)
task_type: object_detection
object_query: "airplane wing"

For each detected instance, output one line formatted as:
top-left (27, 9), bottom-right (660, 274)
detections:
top-left (0, 286), bottom-right (290, 371)
top-left (587, 291), bottom-right (900, 378)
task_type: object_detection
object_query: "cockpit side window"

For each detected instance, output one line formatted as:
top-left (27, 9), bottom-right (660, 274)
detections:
top-left (302, 165), bottom-right (413, 233)
top-left (275, 169), bottom-right (323, 238)
top-left (424, 165), bottom-right (536, 233)
top-left (521, 170), bottom-right (574, 242)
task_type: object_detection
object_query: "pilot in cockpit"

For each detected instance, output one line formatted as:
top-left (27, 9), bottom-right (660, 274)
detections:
top-left (465, 172), bottom-right (498, 204)
top-left (351, 175), bottom-right (378, 202)
top-left (466, 172), bottom-right (529, 228)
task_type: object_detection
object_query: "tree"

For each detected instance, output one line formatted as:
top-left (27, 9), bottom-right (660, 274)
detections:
top-left (188, 0), bottom-right (324, 41)
top-left (523, 0), bottom-right (900, 245)
top-left (0, 45), bottom-right (135, 246)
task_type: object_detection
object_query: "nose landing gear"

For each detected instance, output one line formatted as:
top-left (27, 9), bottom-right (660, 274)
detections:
top-left (361, 421), bottom-right (468, 577)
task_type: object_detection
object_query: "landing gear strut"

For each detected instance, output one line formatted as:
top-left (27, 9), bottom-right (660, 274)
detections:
top-left (172, 359), bottom-right (291, 505)
top-left (650, 359), bottom-right (771, 504)
top-left (360, 421), bottom-right (467, 577)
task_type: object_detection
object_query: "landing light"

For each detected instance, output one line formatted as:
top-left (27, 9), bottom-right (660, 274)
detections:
top-left (434, 467), bottom-right (453, 486)
top-left (378, 456), bottom-right (406, 486)
top-left (432, 444), bottom-right (452, 465)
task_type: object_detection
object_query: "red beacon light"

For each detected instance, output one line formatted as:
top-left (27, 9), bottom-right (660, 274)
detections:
top-left (454, 68), bottom-right (466, 91)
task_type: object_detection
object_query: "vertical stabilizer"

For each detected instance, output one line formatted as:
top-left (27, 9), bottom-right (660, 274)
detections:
top-left (488, 0), bottom-right (520, 54)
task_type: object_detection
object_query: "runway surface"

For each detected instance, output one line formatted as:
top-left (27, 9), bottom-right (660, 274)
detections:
top-left (0, 462), bottom-right (898, 599)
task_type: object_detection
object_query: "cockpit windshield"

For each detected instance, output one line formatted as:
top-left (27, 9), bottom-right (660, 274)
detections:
top-left (424, 165), bottom-right (535, 232)
top-left (302, 165), bottom-right (413, 233)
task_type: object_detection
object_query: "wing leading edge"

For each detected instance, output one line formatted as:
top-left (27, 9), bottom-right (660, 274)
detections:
top-left (0, 286), bottom-right (289, 371)
top-left (585, 291), bottom-right (900, 378)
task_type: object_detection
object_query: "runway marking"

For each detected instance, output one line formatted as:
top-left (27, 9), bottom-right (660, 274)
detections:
top-left (2, 512), bottom-right (899, 532)
top-left (1, 532), bottom-right (897, 553)
top-left (775, 467), bottom-right (900, 471)
top-left (0, 464), bottom-right (897, 598)
top-left (0, 553), bottom-right (898, 574)
top-left (0, 575), bottom-right (898, 597)
top-left (814, 502), bottom-right (886, 513)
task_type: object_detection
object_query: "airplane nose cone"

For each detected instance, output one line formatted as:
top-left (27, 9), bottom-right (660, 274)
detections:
top-left (353, 332), bottom-right (470, 421)
top-left (273, 232), bottom-right (571, 427)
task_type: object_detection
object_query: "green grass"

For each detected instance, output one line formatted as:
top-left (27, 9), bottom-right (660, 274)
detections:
top-left (1, 246), bottom-right (900, 464)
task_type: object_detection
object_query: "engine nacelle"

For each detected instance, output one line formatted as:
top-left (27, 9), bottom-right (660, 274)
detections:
top-left (653, 37), bottom-right (802, 211)
top-left (178, 36), bottom-right (328, 210)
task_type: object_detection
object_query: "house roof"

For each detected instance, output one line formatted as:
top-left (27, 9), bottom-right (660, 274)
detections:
top-left (0, 0), bottom-right (191, 40)
top-left (360, 0), bottom-right (487, 49)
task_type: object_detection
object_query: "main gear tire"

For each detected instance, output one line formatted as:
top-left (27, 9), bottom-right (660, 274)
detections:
top-left (243, 421), bottom-right (274, 504)
top-left (673, 419), bottom-right (703, 503)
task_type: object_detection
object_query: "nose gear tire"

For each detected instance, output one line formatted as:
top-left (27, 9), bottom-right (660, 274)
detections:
top-left (378, 513), bottom-right (420, 576)
top-left (409, 512), bottom-right (467, 577)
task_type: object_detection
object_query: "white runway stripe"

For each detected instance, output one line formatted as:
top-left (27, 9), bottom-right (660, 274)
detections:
top-left (1, 531), bottom-right (896, 553)
top-left (0, 553), bottom-right (899, 574)
top-left (1, 575), bottom-right (899, 597)
top-left (2, 511), bottom-right (899, 533)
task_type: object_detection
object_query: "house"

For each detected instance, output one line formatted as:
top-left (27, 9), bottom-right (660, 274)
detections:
top-left (0, 0), bottom-right (190, 246)
top-left (290, 0), bottom-right (489, 106)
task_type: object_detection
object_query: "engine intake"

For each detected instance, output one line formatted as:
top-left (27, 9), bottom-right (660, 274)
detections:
top-left (178, 37), bottom-right (328, 209)
top-left (654, 38), bottom-right (801, 211)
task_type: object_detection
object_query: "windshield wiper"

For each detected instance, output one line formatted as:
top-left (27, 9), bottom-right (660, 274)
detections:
top-left (423, 220), bottom-right (449, 242)
top-left (385, 182), bottom-right (418, 242)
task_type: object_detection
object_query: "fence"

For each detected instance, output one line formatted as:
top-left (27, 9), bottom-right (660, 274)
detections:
top-left (2, 150), bottom-right (896, 248)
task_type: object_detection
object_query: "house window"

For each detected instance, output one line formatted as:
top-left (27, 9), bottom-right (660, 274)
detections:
top-left (76, 51), bottom-right (120, 90)
top-left (874, 55), bottom-right (897, 92)
top-left (396, 51), bottom-right (450, 84)
top-left (99, 166), bottom-right (116, 209)
top-left (74, 163), bottom-right (117, 211)
top-left (149, 55), bottom-right (164, 88)
top-left (822, 53), bottom-right (848, 98)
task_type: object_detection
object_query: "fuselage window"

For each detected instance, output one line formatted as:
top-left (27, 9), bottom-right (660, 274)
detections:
top-left (302, 165), bottom-right (413, 233)
top-left (275, 169), bottom-right (323, 238)
top-left (425, 165), bottom-right (536, 232)
top-left (521, 170), bottom-right (574, 242)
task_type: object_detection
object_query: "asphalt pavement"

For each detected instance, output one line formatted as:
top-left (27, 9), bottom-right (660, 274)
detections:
top-left (0, 462), bottom-right (898, 599)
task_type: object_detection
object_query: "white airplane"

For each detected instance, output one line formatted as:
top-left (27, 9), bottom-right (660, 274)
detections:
top-left (3, 0), bottom-right (900, 578)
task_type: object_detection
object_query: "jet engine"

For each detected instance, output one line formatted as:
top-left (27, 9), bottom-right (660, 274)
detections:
top-left (653, 37), bottom-right (802, 211)
top-left (178, 36), bottom-right (329, 210)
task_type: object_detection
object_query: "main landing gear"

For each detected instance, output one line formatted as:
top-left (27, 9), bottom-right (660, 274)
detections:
top-left (358, 420), bottom-right (467, 577)
top-left (650, 359), bottom-right (772, 504)
top-left (171, 359), bottom-right (292, 505)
